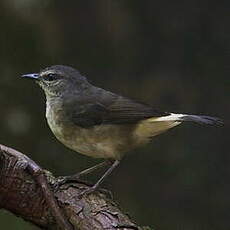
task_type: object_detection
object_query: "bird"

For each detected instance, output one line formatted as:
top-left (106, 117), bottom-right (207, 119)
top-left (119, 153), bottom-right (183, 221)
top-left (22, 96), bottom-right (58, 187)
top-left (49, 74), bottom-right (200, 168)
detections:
top-left (21, 65), bottom-right (223, 196)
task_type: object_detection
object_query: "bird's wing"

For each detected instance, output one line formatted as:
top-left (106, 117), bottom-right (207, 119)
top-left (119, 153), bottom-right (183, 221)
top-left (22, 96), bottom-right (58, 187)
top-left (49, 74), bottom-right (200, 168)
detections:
top-left (102, 96), bottom-right (169, 124)
top-left (66, 93), bottom-right (169, 128)
top-left (67, 103), bottom-right (108, 127)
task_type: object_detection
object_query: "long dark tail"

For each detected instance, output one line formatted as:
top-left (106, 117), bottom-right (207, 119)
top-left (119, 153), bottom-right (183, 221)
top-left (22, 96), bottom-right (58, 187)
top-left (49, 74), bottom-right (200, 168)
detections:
top-left (181, 115), bottom-right (223, 126)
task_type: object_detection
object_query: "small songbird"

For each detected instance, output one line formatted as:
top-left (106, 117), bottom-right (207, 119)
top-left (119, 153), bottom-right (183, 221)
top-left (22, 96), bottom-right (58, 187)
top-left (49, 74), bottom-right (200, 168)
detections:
top-left (21, 65), bottom-right (222, 196)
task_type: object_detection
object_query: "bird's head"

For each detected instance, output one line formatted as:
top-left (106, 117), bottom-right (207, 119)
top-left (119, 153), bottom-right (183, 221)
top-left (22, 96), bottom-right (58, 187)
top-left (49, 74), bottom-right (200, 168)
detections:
top-left (21, 65), bottom-right (89, 97)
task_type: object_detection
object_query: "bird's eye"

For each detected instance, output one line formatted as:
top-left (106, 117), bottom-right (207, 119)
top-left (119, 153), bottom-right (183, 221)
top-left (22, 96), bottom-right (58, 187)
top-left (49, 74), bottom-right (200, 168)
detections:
top-left (43, 73), bottom-right (59, 81)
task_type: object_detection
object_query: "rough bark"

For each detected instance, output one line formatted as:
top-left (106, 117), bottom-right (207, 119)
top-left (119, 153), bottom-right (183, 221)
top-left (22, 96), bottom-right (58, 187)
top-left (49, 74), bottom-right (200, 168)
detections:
top-left (0, 144), bottom-right (153, 230)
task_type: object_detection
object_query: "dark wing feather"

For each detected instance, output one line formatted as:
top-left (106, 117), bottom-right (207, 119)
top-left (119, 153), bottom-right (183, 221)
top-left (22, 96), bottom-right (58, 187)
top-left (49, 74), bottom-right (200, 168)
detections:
top-left (68, 103), bottom-right (108, 127)
top-left (102, 96), bottom-right (169, 124)
top-left (65, 88), bottom-right (169, 128)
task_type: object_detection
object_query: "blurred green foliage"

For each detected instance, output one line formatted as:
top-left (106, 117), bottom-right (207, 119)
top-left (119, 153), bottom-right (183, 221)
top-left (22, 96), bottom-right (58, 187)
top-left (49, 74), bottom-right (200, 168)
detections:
top-left (0, 1), bottom-right (228, 229)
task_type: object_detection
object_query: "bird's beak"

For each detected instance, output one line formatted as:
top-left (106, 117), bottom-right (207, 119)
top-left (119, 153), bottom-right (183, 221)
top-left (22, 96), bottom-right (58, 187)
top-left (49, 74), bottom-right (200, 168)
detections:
top-left (21, 73), bottom-right (40, 80)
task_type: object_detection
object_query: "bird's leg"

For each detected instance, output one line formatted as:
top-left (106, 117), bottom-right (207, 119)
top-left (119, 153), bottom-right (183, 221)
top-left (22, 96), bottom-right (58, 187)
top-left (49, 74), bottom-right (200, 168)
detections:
top-left (78, 160), bottom-right (120, 198)
top-left (54, 160), bottom-right (110, 189)
top-left (75, 160), bottom-right (110, 177)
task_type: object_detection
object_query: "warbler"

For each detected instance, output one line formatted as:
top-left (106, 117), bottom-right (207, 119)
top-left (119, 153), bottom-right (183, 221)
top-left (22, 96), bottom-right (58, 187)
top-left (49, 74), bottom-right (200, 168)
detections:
top-left (22, 65), bottom-right (222, 196)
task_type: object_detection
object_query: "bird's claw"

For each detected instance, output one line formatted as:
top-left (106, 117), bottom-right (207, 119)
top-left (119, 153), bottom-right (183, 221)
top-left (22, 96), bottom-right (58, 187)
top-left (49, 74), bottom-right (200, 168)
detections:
top-left (78, 186), bottom-right (97, 199)
top-left (98, 188), bottom-right (113, 199)
top-left (77, 186), bottom-right (113, 200)
top-left (53, 175), bottom-right (81, 192)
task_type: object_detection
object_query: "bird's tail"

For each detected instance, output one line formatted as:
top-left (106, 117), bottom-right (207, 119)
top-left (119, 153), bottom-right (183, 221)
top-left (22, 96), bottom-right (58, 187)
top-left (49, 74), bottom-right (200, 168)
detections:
top-left (148, 113), bottom-right (223, 126)
top-left (154, 113), bottom-right (223, 126)
top-left (179, 114), bottom-right (223, 126)
top-left (135, 113), bottom-right (223, 139)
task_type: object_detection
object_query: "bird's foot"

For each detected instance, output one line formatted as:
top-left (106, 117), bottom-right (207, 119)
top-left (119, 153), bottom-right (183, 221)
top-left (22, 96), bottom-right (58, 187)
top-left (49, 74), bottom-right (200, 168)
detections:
top-left (53, 175), bottom-right (82, 192)
top-left (53, 177), bottom-right (113, 199)
top-left (77, 186), bottom-right (113, 199)
top-left (78, 184), bottom-right (109, 199)
top-left (77, 186), bottom-right (96, 199)
top-left (98, 188), bottom-right (113, 199)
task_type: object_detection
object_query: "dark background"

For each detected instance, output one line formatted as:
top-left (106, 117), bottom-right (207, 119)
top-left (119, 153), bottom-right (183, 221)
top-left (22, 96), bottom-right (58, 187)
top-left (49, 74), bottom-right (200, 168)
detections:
top-left (0, 1), bottom-right (228, 229)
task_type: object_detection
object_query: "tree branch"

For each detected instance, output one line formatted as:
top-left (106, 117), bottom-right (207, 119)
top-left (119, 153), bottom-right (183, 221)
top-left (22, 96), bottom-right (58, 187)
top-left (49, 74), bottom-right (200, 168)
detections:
top-left (0, 144), bottom-right (153, 230)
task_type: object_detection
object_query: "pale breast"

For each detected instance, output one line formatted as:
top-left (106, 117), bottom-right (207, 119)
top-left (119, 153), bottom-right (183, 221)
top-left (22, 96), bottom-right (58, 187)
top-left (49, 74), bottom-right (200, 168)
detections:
top-left (46, 100), bottom-right (138, 160)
